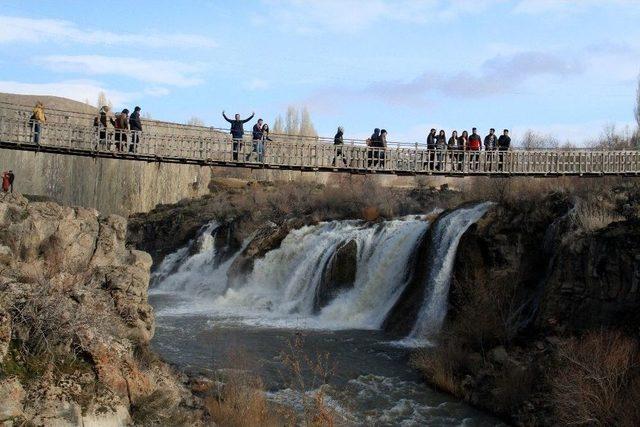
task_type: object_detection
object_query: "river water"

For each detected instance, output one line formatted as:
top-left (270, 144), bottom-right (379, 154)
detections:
top-left (149, 208), bottom-right (502, 426)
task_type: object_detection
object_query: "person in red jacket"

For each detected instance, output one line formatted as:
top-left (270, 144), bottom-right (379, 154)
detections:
top-left (468, 128), bottom-right (482, 171)
top-left (2, 172), bottom-right (10, 193)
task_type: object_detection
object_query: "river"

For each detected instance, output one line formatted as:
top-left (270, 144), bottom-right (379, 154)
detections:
top-left (148, 207), bottom-right (503, 426)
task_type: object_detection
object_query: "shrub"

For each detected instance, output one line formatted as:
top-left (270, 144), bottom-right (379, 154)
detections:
top-left (550, 330), bottom-right (640, 426)
top-left (570, 199), bottom-right (625, 233)
top-left (411, 341), bottom-right (467, 396)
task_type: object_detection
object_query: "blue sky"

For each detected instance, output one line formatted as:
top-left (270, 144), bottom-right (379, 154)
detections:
top-left (1, 0), bottom-right (639, 144)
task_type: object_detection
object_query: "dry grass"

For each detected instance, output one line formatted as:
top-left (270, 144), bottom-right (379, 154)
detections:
top-left (205, 335), bottom-right (336, 427)
top-left (571, 199), bottom-right (625, 233)
top-left (411, 341), bottom-right (467, 396)
top-left (550, 330), bottom-right (640, 426)
top-left (279, 333), bottom-right (336, 427)
top-left (205, 372), bottom-right (295, 427)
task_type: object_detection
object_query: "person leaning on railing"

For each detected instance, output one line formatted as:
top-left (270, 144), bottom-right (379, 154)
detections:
top-left (96, 106), bottom-right (116, 150)
top-left (30, 101), bottom-right (46, 144)
top-left (114, 109), bottom-right (129, 152)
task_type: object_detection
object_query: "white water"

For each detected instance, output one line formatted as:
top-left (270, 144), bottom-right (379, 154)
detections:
top-left (151, 216), bottom-right (432, 330)
top-left (407, 203), bottom-right (493, 342)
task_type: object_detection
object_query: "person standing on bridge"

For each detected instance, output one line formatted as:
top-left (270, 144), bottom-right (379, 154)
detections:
top-left (426, 128), bottom-right (437, 171)
top-left (222, 110), bottom-right (254, 161)
top-left (468, 128), bottom-right (482, 171)
top-left (368, 128), bottom-right (382, 167)
top-left (484, 128), bottom-right (498, 171)
top-left (498, 129), bottom-right (511, 171)
top-left (98, 106), bottom-right (116, 150)
top-left (332, 126), bottom-right (347, 167)
top-left (448, 130), bottom-right (461, 171)
top-left (114, 109), bottom-right (129, 151)
top-left (435, 130), bottom-right (447, 171)
top-left (129, 106), bottom-right (143, 153)
top-left (248, 119), bottom-right (264, 162)
top-left (30, 101), bottom-right (46, 145)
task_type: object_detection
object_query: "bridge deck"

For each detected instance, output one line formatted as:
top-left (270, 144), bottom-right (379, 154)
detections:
top-left (1, 104), bottom-right (639, 177)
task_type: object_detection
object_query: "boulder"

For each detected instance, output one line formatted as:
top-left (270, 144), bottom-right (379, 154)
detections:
top-left (314, 239), bottom-right (358, 311)
top-left (0, 377), bottom-right (25, 421)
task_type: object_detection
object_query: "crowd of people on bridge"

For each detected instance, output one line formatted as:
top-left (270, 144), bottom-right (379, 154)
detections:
top-left (23, 101), bottom-right (515, 171)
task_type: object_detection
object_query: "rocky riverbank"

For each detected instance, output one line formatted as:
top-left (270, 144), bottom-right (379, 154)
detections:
top-left (0, 193), bottom-right (201, 426)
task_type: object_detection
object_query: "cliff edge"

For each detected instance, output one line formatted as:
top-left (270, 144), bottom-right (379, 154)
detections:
top-left (0, 193), bottom-right (200, 426)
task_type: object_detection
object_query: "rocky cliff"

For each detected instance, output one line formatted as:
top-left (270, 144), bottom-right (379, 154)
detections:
top-left (414, 185), bottom-right (640, 425)
top-left (0, 193), bottom-right (200, 426)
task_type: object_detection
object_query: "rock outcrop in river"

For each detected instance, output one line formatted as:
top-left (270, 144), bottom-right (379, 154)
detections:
top-left (0, 193), bottom-right (199, 425)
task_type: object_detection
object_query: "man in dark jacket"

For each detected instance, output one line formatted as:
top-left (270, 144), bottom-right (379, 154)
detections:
top-left (484, 128), bottom-right (498, 171)
top-left (498, 129), bottom-right (511, 171)
top-left (223, 110), bottom-right (255, 161)
top-left (332, 126), bottom-right (346, 167)
top-left (426, 128), bottom-right (437, 171)
top-left (129, 106), bottom-right (142, 153)
top-left (426, 128), bottom-right (437, 149)
top-left (484, 128), bottom-right (497, 151)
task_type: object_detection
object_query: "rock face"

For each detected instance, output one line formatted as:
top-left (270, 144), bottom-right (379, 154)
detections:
top-left (314, 239), bottom-right (358, 312)
top-left (537, 219), bottom-right (640, 332)
top-left (448, 192), bottom-right (640, 334)
top-left (0, 192), bottom-right (200, 426)
top-left (227, 218), bottom-right (309, 285)
top-left (382, 225), bottom-right (431, 336)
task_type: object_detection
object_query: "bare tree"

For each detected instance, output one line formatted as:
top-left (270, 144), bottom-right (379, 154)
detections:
top-left (635, 73), bottom-right (640, 130)
top-left (186, 116), bottom-right (205, 126)
top-left (299, 107), bottom-right (317, 138)
top-left (517, 130), bottom-right (559, 150)
top-left (97, 91), bottom-right (113, 110)
top-left (285, 106), bottom-right (300, 135)
top-left (272, 115), bottom-right (284, 134)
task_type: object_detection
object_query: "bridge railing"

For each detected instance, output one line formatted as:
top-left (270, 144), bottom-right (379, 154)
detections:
top-left (1, 109), bottom-right (639, 175)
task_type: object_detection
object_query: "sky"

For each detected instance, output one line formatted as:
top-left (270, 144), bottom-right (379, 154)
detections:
top-left (1, 0), bottom-right (639, 144)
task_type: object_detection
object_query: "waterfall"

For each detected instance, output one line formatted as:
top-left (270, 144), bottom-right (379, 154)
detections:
top-left (407, 203), bottom-right (492, 341)
top-left (152, 216), bottom-right (431, 330)
top-left (151, 204), bottom-right (490, 336)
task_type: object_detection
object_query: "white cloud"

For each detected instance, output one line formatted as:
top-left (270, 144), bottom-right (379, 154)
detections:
top-left (513, 0), bottom-right (640, 15)
top-left (258, 0), bottom-right (505, 34)
top-left (0, 16), bottom-right (217, 49)
top-left (40, 55), bottom-right (204, 87)
top-left (306, 51), bottom-right (584, 109)
top-left (244, 78), bottom-right (270, 91)
top-left (0, 79), bottom-right (165, 107)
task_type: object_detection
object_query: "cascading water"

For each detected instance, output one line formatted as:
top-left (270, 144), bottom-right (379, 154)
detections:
top-left (407, 203), bottom-right (493, 341)
top-left (152, 216), bottom-right (432, 329)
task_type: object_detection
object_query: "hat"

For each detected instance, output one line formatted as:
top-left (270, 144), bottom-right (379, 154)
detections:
top-left (134, 106), bottom-right (141, 112)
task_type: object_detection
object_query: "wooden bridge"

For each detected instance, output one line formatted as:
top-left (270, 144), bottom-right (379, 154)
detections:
top-left (1, 102), bottom-right (639, 176)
